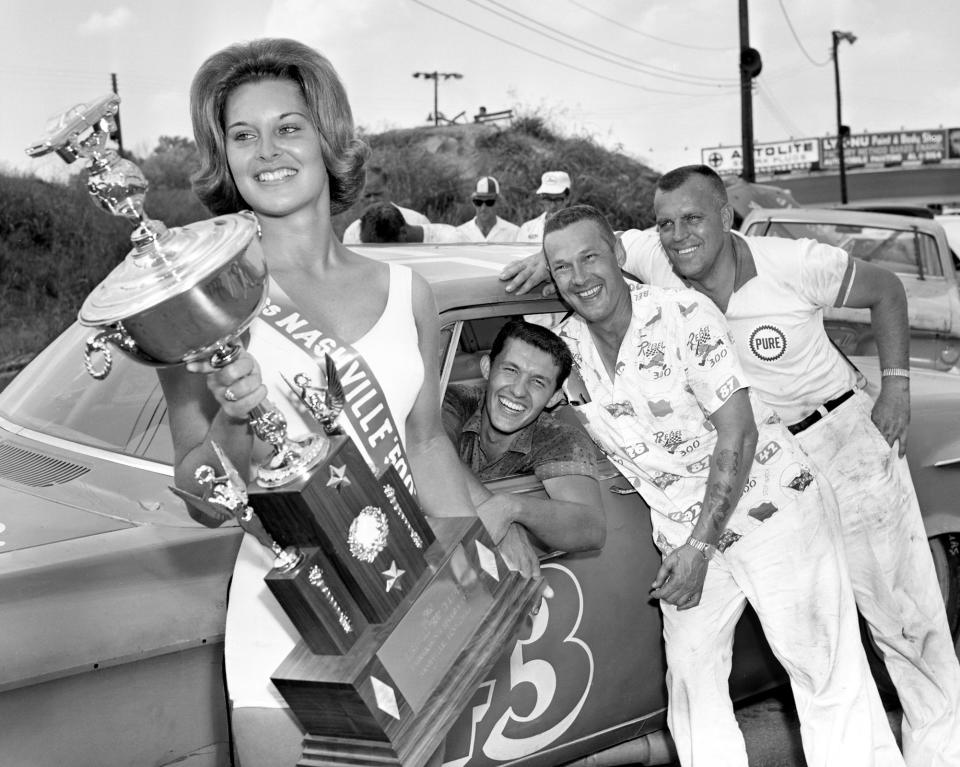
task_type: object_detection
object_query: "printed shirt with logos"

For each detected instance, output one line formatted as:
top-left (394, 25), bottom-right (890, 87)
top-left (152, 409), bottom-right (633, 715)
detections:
top-left (620, 229), bottom-right (859, 425)
top-left (557, 282), bottom-right (817, 554)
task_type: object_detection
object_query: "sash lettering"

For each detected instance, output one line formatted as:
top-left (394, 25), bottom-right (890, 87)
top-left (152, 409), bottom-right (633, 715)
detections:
top-left (260, 284), bottom-right (416, 494)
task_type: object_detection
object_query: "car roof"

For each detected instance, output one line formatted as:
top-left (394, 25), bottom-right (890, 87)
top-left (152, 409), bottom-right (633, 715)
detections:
top-left (741, 205), bottom-right (947, 234)
top-left (833, 202), bottom-right (935, 219)
top-left (350, 242), bottom-right (549, 313)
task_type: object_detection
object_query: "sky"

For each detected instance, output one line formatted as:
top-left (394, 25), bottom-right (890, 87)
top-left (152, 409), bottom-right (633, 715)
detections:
top-left (2, 0), bottom-right (958, 182)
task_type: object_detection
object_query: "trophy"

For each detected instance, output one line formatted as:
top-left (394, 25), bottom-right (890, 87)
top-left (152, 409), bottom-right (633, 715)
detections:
top-left (25, 94), bottom-right (326, 488)
top-left (28, 95), bottom-right (544, 767)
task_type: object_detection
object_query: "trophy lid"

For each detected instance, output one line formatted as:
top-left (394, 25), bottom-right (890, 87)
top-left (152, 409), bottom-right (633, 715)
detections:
top-left (80, 211), bottom-right (258, 325)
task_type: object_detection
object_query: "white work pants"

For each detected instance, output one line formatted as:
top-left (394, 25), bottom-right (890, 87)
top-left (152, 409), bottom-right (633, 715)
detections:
top-left (797, 389), bottom-right (960, 767)
top-left (662, 476), bottom-right (904, 767)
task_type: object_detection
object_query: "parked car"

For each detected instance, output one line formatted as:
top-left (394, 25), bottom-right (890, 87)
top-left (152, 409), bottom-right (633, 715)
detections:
top-left (936, 214), bottom-right (960, 264)
top-left (2, 242), bottom-right (959, 767)
top-left (741, 207), bottom-right (960, 373)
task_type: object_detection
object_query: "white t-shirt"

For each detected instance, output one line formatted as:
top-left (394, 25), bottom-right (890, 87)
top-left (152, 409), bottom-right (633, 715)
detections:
top-left (558, 281), bottom-right (817, 554)
top-left (516, 212), bottom-right (547, 243)
top-left (422, 223), bottom-right (468, 243)
top-left (342, 203), bottom-right (431, 244)
top-left (456, 216), bottom-right (520, 243)
top-left (620, 229), bottom-right (858, 425)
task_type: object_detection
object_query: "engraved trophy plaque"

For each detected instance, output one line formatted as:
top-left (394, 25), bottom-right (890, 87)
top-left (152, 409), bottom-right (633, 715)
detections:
top-left (29, 95), bottom-right (544, 767)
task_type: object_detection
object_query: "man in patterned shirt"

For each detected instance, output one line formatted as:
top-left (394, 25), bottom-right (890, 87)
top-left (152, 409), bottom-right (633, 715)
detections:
top-left (541, 205), bottom-right (903, 767)
top-left (443, 318), bottom-right (606, 554)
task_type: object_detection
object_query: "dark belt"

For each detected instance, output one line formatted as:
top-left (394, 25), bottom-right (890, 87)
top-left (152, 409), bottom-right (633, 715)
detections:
top-left (787, 389), bottom-right (855, 435)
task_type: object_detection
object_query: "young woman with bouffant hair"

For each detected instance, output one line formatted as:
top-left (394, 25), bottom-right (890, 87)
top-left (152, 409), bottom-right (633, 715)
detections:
top-left (158, 37), bottom-right (537, 767)
top-left (189, 38), bottom-right (367, 216)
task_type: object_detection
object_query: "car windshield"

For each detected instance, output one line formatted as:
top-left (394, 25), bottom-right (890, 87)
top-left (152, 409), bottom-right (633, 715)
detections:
top-left (0, 324), bottom-right (174, 464)
top-left (749, 220), bottom-right (942, 277)
top-left (935, 215), bottom-right (960, 266)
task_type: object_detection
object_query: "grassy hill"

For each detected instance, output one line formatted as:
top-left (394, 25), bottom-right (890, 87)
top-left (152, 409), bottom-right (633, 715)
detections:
top-left (336, 116), bottom-right (658, 234)
top-left (0, 117), bottom-right (658, 368)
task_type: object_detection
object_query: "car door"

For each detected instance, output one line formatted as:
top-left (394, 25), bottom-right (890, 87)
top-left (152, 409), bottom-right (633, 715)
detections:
top-left (436, 306), bottom-right (779, 767)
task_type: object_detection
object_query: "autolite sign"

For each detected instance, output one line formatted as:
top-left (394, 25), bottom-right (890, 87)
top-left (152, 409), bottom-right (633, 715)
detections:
top-left (702, 139), bottom-right (820, 175)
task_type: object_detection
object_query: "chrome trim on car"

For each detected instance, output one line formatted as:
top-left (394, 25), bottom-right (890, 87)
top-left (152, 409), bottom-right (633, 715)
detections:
top-left (0, 415), bottom-right (174, 477)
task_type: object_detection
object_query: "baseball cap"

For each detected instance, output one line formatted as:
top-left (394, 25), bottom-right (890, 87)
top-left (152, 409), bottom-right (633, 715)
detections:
top-left (536, 171), bottom-right (571, 195)
top-left (472, 176), bottom-right (500, 201)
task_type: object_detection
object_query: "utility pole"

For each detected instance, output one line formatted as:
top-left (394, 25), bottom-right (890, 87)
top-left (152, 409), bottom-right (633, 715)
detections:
top-left (832, 31), bottom-right (857, 204)
top-left (412, 71), bottom-right (463, 126)
top-left (738, 0), bottom-right (762, 182)
top-left (110, 72), bottom-right (124, 155)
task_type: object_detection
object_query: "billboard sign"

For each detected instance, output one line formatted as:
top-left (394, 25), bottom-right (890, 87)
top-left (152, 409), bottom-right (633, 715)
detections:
top-left (949, 128), bottom-right (960, 160)
top-left (701, 139), bottom-right (820, 175)
top-left (821, 129), bottom-right (948, 168)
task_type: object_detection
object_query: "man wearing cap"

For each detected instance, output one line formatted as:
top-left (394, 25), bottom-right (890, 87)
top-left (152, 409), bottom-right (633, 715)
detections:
top-left (456, 176), bottom-right (519, 243)
top-left (342, 166), bottom-right (431, 244)
top-left (515, 170), bottom-right (572, 243)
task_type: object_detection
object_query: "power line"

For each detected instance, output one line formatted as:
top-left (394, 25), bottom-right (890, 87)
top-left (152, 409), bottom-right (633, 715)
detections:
top-left (778, 0), bottom-right (831, 66)
top-left (408, 0), bottom-right (731, 96)
top-left (0, 64), bottom-right (182, 87)
top-left (479, 0), bottom-right (737, 85)
top-left (566, 0), bottom-right (735, 52)
top-left (755, 80), bottom-right (805, 139)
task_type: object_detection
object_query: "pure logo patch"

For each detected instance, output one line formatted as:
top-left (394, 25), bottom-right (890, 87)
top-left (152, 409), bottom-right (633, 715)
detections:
top-left (749, 324), bottom-right (787, 361)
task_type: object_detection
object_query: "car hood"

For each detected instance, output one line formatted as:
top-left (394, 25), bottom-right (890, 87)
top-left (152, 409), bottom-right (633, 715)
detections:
top-left (0, 419), bottom-right (191, 552)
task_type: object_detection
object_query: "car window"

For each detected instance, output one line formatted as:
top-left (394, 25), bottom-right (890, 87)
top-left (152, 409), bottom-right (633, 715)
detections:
top-left (935, 215), bottom-right (960, 268)
top-left (0, 324), bottom-right (174, 464)
top-left (750, 221), bottom-right (942, 278)
top-left (442, 306), bottom-right (600, 484)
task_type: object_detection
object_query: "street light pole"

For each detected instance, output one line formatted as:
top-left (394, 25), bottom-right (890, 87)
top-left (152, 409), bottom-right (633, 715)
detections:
top-left (412, 71), bottom-right (463, 126)
top-left (832, 30), bottom-right (856, 204)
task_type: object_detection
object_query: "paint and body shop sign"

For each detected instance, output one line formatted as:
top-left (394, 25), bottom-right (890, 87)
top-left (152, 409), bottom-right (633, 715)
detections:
top-left (821, 130), bottom-right (947, 168)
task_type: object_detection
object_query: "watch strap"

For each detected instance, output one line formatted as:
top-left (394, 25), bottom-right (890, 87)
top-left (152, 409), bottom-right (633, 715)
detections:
top-left (881, 368), bottom-right (910, 379)
top-left (686, 536), bottom-right (716, 561)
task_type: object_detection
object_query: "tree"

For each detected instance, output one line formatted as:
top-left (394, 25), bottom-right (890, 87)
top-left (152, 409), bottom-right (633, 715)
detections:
top-left (139, 136), bottom-right (199, 190)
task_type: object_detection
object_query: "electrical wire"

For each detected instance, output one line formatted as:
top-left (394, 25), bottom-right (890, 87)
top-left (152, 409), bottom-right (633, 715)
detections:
top-left (778, 0), bottom-right (831, 66)
top-left (480, 0), bottom-right (738, 85)
top-left (755, 80), bottom-right (805, 139)
top-left (566, 0), bottom-right (735, 52)
top-left (0, 66), bottom-right (183, 92)
top-left (408, 0), bottom-right (731, 96)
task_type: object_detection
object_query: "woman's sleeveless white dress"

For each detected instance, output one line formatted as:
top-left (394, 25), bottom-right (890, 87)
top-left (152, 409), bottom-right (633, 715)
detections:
top-left (225, 262), bottom-right (424, 710)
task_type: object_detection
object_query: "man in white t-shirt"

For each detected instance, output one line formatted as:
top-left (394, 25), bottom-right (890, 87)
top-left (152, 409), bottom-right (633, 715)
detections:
top-left (515, 170), bottom-right (571, 243)
top-left (358, 202), bottom-right (465, 244)
top-left (456, 176), bottom-right (519, 242)
top-left (503, 165), bottom-right (960, 767)
top-left (342, 166), bottom-right (430, 244)
top-left (541, 205), bottom-right (902, 767)
top-left (641, 167), bottom-right (960, 767)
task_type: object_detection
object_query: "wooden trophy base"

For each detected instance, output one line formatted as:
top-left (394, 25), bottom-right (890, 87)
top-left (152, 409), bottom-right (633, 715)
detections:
top-left (271, 517), bottom-right (544, 767)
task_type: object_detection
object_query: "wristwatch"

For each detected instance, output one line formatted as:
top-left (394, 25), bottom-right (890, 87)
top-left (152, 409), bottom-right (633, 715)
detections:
top-left (685, 536), bottom-right (717, 561)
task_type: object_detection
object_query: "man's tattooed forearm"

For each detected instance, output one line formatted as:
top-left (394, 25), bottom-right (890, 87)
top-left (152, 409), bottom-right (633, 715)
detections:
top-left (702, 480), bottom-right (734, 535)
top-left (714, 449), bottom-right (740, 474)
top-left (700, 449), bottom-right (742, 536)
